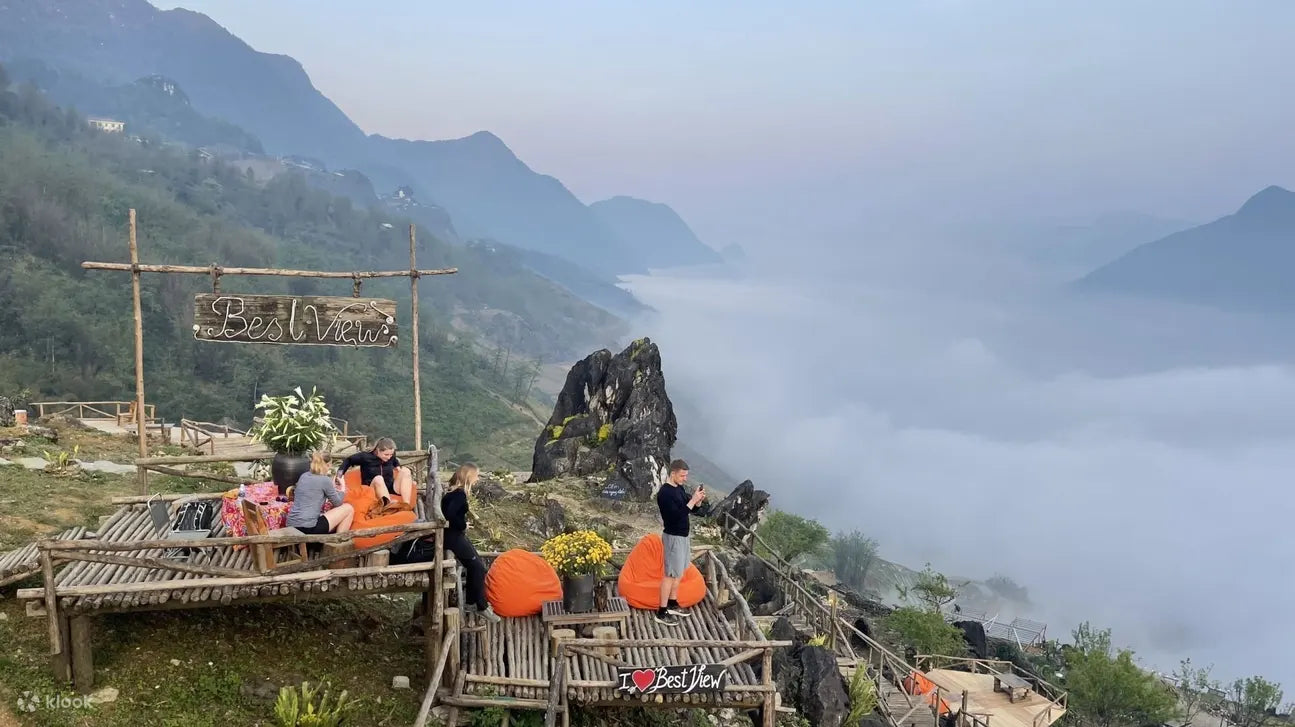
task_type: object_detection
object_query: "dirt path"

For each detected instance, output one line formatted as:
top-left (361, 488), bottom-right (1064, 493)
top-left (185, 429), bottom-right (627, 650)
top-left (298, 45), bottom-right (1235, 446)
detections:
top-left (0, 702), bottom-right (21, 727)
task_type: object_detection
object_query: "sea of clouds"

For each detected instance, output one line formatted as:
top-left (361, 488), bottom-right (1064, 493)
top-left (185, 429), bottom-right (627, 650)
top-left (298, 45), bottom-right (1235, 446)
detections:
top-left (621, 236), bottom-right (1295, 688)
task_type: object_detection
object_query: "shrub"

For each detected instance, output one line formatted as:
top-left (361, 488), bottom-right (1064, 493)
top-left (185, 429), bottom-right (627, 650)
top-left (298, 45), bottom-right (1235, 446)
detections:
top-left (273, 681), bottom-right (356, 727)
top-left (884, 606), bottom-right (966, 656)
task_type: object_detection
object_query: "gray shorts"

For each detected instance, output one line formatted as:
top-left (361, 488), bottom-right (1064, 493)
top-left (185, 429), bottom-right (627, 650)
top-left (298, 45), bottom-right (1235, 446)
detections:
top-left (662, 533), bottom-right (690, 578)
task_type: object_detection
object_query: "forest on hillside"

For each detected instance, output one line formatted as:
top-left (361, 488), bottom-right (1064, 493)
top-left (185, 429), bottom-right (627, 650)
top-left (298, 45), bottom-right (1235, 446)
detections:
top-left (0, 64), bottom-right (619, 466)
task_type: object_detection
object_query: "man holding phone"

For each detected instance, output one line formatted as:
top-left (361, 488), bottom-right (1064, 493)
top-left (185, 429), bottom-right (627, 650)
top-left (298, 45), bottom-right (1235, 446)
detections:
top-left (655, 459), bottom-right (706, 626)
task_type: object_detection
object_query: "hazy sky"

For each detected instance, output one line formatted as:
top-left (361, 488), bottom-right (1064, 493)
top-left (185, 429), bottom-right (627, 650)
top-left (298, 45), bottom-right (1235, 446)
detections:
top-left (150, 0), bottom-right (1295, 250)
top-left (143, 0), bottom-right (1295, 688)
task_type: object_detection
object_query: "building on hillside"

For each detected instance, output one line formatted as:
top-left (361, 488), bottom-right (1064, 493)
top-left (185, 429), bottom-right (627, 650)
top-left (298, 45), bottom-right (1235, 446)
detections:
top-left (87, 117), bottom-right (125, 133)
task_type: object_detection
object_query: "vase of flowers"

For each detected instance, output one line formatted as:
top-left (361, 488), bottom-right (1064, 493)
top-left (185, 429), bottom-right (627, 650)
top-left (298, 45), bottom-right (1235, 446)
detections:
top-left (541, 529), bottom-right (613, 613)
top-left (248, 387), bottom-right (338, 491)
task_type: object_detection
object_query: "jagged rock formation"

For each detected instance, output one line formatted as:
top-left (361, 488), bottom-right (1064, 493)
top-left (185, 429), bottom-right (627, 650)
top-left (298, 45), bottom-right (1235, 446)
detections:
top-left (0, 396), bottom-right (13, 427)
top-left (528, 338), bottom-right (677, 501)
top-left (711, 480), bottom-right (770, 545)
top-left (800, 646), bottom-right (851, 727)
top-left (953, 620), bottom-right (988, 659)
top-left (762, 618), bottom-right (851, 727)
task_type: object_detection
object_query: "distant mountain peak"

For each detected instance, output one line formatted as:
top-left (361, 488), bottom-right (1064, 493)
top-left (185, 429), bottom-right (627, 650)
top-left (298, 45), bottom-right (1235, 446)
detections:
top-left (1236, 185), bottom-right (1295, 220)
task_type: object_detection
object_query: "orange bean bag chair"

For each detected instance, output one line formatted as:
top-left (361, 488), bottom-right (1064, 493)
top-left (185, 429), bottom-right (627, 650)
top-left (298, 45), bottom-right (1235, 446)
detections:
top-left (342, 469), bottom-right (417, 550)
top-left (485, 549), bottom-right (563, 617)
top-left (903, 671), bottom-right (953, 715)
top-left (617, 533), bottom-right (706, 610)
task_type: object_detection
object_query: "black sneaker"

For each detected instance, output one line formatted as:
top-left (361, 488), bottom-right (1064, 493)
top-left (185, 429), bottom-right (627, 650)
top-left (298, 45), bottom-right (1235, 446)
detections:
top-left (666, 607), bottom-right (692, 618)
top-left (654, 612), bottom-right (680, 627)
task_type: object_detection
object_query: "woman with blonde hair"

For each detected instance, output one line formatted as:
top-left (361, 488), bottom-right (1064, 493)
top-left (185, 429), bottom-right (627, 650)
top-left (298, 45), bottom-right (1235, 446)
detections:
top-left (441, 462), bottom-right (499, 622)
top-left (286, 450), bottom-right (354, 535)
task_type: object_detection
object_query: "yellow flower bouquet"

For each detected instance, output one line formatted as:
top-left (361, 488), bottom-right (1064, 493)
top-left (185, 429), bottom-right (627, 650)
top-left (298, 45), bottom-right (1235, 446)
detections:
top-left (541, 529), bottom-right (613, 579)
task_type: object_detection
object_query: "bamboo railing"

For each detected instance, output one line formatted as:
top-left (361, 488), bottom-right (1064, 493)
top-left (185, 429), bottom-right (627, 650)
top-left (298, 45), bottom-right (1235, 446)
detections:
top-left (31, 400), bottom-right (156, 425)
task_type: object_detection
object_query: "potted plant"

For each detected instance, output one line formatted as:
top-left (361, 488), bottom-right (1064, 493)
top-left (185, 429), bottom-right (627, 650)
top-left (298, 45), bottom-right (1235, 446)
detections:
top-left (541, 529), bottom-right (613, 613)
top-left (249, 387), bottom-right (338, 490)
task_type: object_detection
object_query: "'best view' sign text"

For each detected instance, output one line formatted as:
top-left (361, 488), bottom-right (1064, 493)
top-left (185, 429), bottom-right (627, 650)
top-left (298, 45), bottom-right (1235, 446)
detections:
top-left (193, 294), bottom-right (398, 347)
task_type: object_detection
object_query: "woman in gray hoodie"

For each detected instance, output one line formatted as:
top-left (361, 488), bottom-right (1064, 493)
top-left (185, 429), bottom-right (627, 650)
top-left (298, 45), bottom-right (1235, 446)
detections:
top-left (286, 450), bottom-right (354, 534)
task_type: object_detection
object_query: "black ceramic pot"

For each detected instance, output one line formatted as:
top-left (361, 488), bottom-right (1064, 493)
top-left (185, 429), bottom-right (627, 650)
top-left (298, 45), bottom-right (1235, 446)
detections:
top-left (561, 573), bottom-right (596, 613)
top-left (270, 451), bottom-right (310, 492)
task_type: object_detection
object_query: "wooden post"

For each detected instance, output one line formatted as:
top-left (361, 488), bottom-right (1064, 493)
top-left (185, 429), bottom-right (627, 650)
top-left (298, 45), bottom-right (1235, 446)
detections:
top-left (444, 607), bottom-right (461, 687)
top-left (52, 616), bottom-right (71, 682)
top-left (409, 224), bottom-right (422, 449)
top-left (69, 616), bottom-right (93, 693)
top-left (961, 690), bottom-right (970, 727)
top-left (41, 550), bottom-right (60, 656)
top-left (762, 647), bottom-right (775, 727)
top-left (129, 209), bottom-right (148, 493)
top-left (426, 444), bottom-right (444, 683)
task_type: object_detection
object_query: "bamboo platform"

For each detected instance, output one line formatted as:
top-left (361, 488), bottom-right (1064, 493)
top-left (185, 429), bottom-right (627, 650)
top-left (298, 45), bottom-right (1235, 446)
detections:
top-left (16, 501), bottom-right (437, 616)
top-left (417, 549), bottom-right (790, 727)
top-left (0, 527), bottom-right (92, 589)
top-left (14, 488), bottom-right (450, 693)
top-left (924, 670), bottom-right (1066, 727)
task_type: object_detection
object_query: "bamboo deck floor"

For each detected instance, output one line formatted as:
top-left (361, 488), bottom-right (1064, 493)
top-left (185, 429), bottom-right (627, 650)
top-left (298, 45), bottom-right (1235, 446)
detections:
top-left (459, 591), bottom-right (768, 708)
top-left (924, 670), bottom-right (1067, 727)
top-left (21, 500), bottom-right (435, 616)
top-left (0, 527), bottom-right (91, 588)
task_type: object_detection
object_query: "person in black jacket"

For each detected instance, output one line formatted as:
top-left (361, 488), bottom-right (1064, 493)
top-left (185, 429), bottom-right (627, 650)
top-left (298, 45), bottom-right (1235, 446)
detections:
top-left (441, 462), bottom-right (500, 623)
top-left (336, 437), bottom-right (415, 506)
top-left (654, 459), bottom-right (706, 626)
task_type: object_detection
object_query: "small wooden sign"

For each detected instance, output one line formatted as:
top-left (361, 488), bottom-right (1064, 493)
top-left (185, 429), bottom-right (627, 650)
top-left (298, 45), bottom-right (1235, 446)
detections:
top-left (615, 664), bottom-right (728, 695)
top-left (193, 294), bottom-right (398, 347)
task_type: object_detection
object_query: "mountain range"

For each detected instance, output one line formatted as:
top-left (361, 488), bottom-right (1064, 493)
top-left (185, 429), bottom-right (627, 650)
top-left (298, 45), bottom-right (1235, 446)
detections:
top-left (1077, 185), bottom-right (1295, 312)
top-left (0, 0), bottom-right (720, 283)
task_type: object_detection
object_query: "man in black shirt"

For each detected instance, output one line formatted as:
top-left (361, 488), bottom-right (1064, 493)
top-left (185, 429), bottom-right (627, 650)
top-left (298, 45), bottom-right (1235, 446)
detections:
top-left (654, 459), bottom-right (705, 626)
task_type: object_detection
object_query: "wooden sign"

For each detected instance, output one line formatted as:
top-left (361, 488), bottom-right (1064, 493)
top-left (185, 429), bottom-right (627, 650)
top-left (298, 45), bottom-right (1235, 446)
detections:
top-left (615, 664), bottom-right (728, 695)
top-left (193, 294), bottom-right (398, 347)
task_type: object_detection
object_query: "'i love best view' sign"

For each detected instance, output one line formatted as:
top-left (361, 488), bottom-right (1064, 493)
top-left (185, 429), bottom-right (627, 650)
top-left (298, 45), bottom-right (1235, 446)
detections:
top-left (615, 664), bottom-right (728, 695)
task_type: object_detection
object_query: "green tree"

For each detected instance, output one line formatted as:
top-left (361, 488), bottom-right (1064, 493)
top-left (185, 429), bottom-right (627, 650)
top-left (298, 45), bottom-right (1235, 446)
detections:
top-left (884, 606), bottom-right (966, 657)
top-left (1227, 676), bottom-right (1284, 727)
top-left (830, 530), bottom-right (878, 592)
top-left (1065, 623), bottom-right (1177, 727)
top-left (1171, 658), bottom-right (1221, 727)
top-left (756, 510), bottom-right (830, 564)
top-left (897, 563), bottom-right (958, 612)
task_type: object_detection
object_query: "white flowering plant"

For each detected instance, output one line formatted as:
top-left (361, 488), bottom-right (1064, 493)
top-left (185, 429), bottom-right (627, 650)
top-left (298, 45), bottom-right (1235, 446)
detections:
top-left (249, 387), bottom-right (337, 454)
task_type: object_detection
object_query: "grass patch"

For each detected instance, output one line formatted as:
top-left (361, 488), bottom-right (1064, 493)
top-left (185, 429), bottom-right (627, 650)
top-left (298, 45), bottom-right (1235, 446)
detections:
top-left (0, 468), bottom-right (135, 551)
top-left (0, 597), bottom-right (426, 727)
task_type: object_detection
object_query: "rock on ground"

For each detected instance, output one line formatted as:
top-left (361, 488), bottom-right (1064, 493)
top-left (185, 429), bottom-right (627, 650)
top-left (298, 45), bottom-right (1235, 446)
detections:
top-left (529, 338), bottom-right (678, 501)
top-left (711, 480), bottom-right (770, 543)
top-left (798, 645), bottom-right (851, 727)
top-left (473, 479), bottom-right (508, 503)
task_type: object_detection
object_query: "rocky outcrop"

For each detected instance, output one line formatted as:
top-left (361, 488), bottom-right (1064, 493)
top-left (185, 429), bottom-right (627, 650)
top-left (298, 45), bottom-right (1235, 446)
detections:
top-left (0, 397), bottom-right (13, 427)
top-left (768, 616), bottom-right (804, 702)
top-left (528, 338), bottom-right (678, 501)
top-left (472, 479), bottom-right (508, 504)
top-left (954, 620), bottom-right (988, 659)
top-left (735, 554), bottom-right (785, 615)
top-left (799, 645), bottom-right (851, 727)
top-left (710, 480), bottom-right (770, 545)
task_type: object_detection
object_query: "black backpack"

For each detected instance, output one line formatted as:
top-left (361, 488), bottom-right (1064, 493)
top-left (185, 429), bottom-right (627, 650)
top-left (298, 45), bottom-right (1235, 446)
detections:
top-left (174, 500), bottom-right (217, 532)
top-left (392, 536), bottom-right (440, 565)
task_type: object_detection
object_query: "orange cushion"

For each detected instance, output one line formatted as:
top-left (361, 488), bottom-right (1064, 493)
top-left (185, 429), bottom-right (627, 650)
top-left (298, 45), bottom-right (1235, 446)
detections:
top-left (617, 533), bottom-right (706, 610)
top-left (342, 470), bottom-right (417, 549)
top-left (485, 549), bottom-right (563, 617)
